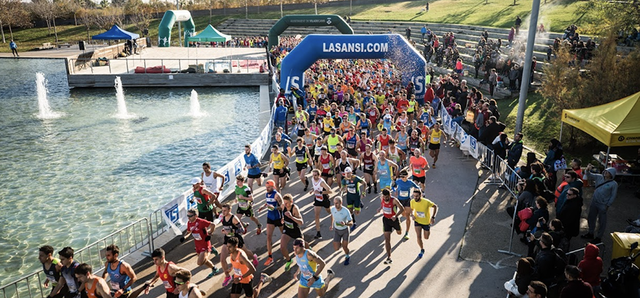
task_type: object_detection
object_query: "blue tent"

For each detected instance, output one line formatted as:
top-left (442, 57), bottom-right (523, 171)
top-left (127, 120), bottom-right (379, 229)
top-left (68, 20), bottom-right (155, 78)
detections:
top-left (92, 25), bottom-right (140, 40)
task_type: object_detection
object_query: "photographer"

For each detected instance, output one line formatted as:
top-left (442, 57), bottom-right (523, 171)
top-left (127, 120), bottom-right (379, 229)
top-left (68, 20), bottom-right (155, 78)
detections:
top-left (525, 218), bottom-right (566, 258)
top-left (520, 197), bottom-right (549, 243)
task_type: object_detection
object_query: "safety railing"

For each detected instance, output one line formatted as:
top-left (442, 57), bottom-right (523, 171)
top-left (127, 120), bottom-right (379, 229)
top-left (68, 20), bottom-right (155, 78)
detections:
top-left (68, 57), bottom-right (268, 75)
top-left (0, 218), bottom-right (153, 298)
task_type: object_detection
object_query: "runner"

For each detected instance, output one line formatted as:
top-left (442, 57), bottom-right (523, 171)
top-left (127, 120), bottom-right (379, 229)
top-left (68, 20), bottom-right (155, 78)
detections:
top-left (218, 204), bottom-right (258, 287)
top-left (410, 189), bottom-right (438, 259)
top-left (179, 208), bottom-right (221, 277)
top-left (375, 151), bottom-right (399, 191)
top-left (321, 112), bottom-right (335, 136)
top-left (74, 264), bottom-right (111, 298)
top-left (268, 144), bottom-right (290, 192)
top-left (395, 126), bottom-right (409, 155)
top-left (343, 127), bottom-right (360, 158)
top-left (243, 145), bottom-right (263, 191)
top-left (200, 162), bottom-right (225, 199)
top-left (280, 194), bottom-right (304, 272)
top-left (145, 248), bottom-right (184, 298)
top-left (49, 247), bottom-right (81, 298)
top-left (387, 139), bottom-right (406, 168)
top-left (376, 128), bottom-right (392, 153)
top-left (102, 245), bottom-right (137, 298)
top-left (393, 170), bottom-right (421, 240)
top-left (336, 150), bottom-right (361, 182)
top-left (357, 113), bottom-right (372, 137)
top-left (234, 175), bottom-right (261, 235)
top-left (39, 245), bottom-right (67, 298)
top-left (292, 238), bottom-right (335, 298)
top-left (227, 237), bottom-right (271, 298)
top-left (315, 146), bottom-right (336, 187)
top-left (409, 149), bottom-right (430, 192)
top-left (329, 197), bottom-right (353, 265)
top-left (257, 180), bottom-right (284, 266)
top-left (340, 167), bottom-right (366, 231)
top-left (407, 129), bottom-right (425, 157)
top-left (360, 144), bottom-right (378, 194)
top-left (427, 122), bottom-right (446, 168)
top-left (291, 137), bottom-right (314, 191)
top-left (309, 169), bottom-right (332, 239)
top-left (173, 270), bottom-right (204, 298)
top-left (377, 189), bottom-right (405, 265)
top-left (356, 131), bottom-right (373, 157)
top-left (189, 177), bottom-right (222, 222)
top-left (323, 128), bottom-right (343, 158)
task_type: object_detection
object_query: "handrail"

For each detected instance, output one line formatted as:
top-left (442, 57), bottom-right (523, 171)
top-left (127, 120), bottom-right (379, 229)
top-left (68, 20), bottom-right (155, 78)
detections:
top-left (0, 218), bottom-right (153, 298)
top-left (69, 57), bottom-right (267, 75)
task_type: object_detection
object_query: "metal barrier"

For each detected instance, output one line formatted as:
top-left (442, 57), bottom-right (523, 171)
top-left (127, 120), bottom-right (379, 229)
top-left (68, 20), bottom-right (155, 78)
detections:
top-left (0, 218), bottom-right (153, 298)
top-left (68, 57), bottom-right (267, 75)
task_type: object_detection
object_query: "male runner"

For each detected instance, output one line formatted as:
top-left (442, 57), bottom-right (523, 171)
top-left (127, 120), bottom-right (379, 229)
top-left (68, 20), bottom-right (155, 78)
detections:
top-left (190, 177), bottom-right (222, 222)
top-left (323, 128), bottom-right (343, 158)
top-left (39, 245), bottom-right (67, 298)
top-left (409, 149), bottom-right (429, 191)
top-left (360, 144), bottom-right (378, 194)
top-left (74, 263), bottom-right (111, 298)
top-left (49, 247), bottom-right (81, 298)
top-left (377, 189), bottom-right (405, 265)
top-left (340, 167), bottom-right (366, 231)
top-left (309, 169), bottom-right (332, 239)
top-left (102, 245), bottom-right (137, 298)
top-left (268, 144), bottom-right (290, 192)
top-left (234, 175), bottom-right (261, 235)
top-left (393, 170), bottom-right (420, 240)
top-left (280, 194), bottom-right (304, 272)
top-left (291, 137), bottom-right (314, 191)
top-left (173, 270), bottom-right (204, 298)
top-left (145, 248), bottom-right (184, 298)
top-left (427, 122), bottom-right (446, 168)
top-left (243, 145), bottom-right (263, 191)
top-left (179, 208), bottom-right (221, 277)
top-left (315, 147), bottom-right (335, 187)
top-left (201, 162), bottom-right (225, 196)
top-left (376, 128), bottom-right (391, 153)
top-left (257, 180), bottom-right (283, 266)
top-left (410, 189), bottom-right (438, 259)
top-left (375, 151), bottom-right (398, 191)
top-left (343, 127), bottom-right (360, 158)
top-left (227, 237), bottom-right (271, 298)
top-left (387, 139), bottom-right (406, 168)
top-left (330, 197), bottom-right (353, 265)
top-left (292, 238), bottom-right (335, 298)
top-left (218, 204), bottom-right (258, 287)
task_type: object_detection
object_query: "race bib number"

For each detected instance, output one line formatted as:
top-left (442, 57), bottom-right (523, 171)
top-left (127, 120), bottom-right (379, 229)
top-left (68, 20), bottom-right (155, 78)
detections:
top-left (47, 276), bottom-right (57, 283)
top-left (365, 164), bottom-right (373, 170)
top-left (335, 221), bottom-right (344, 227)
top-left (416, 211), bottom-right (426, 218)
top-left (192, 233), bottom-right (202, 241)
top-left (301, 270), bottom-right (313, 279)
top-left (432, 137), bottom-right (440, 142)
top-left (329, 145), bottom-right (336, 151)
top-left (414, 168), bottom-right (422, 174)
top-left (382, 207), bottom-right (392, 214)
top-left (399, 190), bottom-right (409, 197)
top-left (297, 156), bottom-right (304, 162)
top-left (315, 194), bottom-right (324, 201)
top-left (238, 200), bottom-right (248, 209)
top-left (285, 222), bottom-right (294, 229)
top-left (162, 281), bottom-right (171, 289)
top-left (315, 147), bottom-right (322, 155)
top-left (233, 267), bottom-right (243, 277)
top-left (379, 169), bottom-right (388, 175)
top-left (322, 163), bottom-right (330, 169)
top-left (362, 129), bottom-right (368, 134)
top-left (110, 281), bottom-right (121, 291)
top-left (347, 187), bottom-right (356, 194)
top-left (267, 204), bottom-right (275, 211)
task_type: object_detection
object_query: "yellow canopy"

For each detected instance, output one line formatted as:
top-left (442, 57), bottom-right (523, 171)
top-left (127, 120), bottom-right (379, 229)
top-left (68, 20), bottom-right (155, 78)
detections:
top-left (562, 91), bottom-right (640, 147)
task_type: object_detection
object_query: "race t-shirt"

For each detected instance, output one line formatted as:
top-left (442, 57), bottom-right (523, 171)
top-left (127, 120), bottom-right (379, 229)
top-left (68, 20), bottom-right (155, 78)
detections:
top-left (410, 198), bottom-right (435, 225)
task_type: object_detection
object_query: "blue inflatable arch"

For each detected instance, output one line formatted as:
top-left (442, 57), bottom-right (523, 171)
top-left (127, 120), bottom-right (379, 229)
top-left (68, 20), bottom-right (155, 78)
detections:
top-left (280, 34), bottom-right (427, 104)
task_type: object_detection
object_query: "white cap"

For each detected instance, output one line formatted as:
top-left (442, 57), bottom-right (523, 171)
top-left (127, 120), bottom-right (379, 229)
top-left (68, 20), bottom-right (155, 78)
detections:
top-left (190, 177), bottom-right (202, 185)
top-left (344, 167), bottom-right (353, 173)
top-left (326, 112), bottom-right (332, 117)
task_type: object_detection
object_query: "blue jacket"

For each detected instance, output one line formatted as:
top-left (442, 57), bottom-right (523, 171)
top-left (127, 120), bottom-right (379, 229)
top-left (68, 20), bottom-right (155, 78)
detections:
top-left (586, 168), bottom-right (618, 207)
top-left (274, 106), bottom-right (287, 123)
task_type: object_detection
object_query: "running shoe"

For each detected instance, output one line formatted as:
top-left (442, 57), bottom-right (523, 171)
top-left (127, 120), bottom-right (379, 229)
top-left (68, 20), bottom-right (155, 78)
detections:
top-left (403, 232), bottom-right (410, 240)
top-left (285, 259), bottom-right (293, 272)
top-left (211, 247), bottom-right (219, 257)
top-left (207, 267), bottom-right (221, 278)
top-left (264, 257), bottom-right (273, 266)
top-left (344, 256), bottom-right (350, 266)
top-left (418, 249), bottom-right (425, 259)
top-left (314, 231), bottom-right (322, 239)
top-left (327, 269), bottom-right (335, 280)
top-left (256, 224), bottom-right (262, 235)
top-left (432, 163), bottom-right (436, 169)
top-left (260, 273), bottom-right (272, 283)
top-left (383, 258), bottom-right (393, 265)
top-left (304, 180), bottom-right (309, 192)
top-left (221, 275), bottom-right (232, 286)
top-left (350, 223), bottom-right (358, 232)
top-left (253, 254), bottom-right (259, 267)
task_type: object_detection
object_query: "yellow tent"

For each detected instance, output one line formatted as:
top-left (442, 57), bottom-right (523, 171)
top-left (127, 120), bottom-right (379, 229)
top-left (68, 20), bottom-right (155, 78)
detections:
top-left (561, 91), bottom-right (640, 148)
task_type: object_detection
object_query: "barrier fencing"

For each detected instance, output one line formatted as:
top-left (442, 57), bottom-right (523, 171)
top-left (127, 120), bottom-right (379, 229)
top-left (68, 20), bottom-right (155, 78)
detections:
top-left (0, 79), bottom-right (279, 298)
top-left (0, 218), bottom-right (152, 298)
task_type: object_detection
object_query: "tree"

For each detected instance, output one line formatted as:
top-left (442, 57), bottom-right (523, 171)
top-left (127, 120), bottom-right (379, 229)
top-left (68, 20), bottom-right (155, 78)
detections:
top-left (30, 0), bottom-right (63, 43)
top-left (576, 0), bottom-right (640, 35)
top-left (0, 0), bottom-right (32, 43)
top-left (539, 33), bottom-right (640, 149)
top-left (125, 0), bottom-right (152, 35)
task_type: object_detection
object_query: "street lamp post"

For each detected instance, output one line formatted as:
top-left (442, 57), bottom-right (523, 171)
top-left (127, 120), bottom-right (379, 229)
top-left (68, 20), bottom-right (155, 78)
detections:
top-left (514, 0), bottom-right (541, 136)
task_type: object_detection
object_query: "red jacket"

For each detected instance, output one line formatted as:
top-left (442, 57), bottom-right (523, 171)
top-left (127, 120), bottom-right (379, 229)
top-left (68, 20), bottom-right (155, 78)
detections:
top-left (578, 243), bottom-right (603, 287)
top-left (423, 87), bottom-right (434, 104)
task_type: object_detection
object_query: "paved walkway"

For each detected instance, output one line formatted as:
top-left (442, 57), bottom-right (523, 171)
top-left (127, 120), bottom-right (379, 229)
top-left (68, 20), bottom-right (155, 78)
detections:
top-left (130, 144), bottom-right (513, 298)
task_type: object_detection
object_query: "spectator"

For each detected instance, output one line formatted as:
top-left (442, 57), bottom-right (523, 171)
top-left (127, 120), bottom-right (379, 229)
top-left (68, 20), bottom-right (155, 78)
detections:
top-left (504, 257), bottom-right (535, 297)
top-left (578, 243), bottom-right (603, 294)
top-left (489, 68), bottom-right (498, 96)
top-left (406, 27), bottom-right (412, 40)
top-left (508, 27), bottom-right (515, 47)
top-left (274, 99), bottom-right (288, 134)
top-left (560, 265), bottom-right (594, 298)
top-left (555, 171), bottom-right (583, 215)
top-left (10, 40), bottom-right (18, 57)
top-left (532, 232), bottom-right (556, 286)
top-left (507, 133), bottom-right (524, 169)
top-left (581, 166), bottom-right (618, 244)
top-left (556, 187), bottom-right (583, 243)
top-left (527, 281), bottom-right (548, 298)
top-left (421, 25), bottom-right (427, 40)
top-left (515, 16), bottom-right (522, 35)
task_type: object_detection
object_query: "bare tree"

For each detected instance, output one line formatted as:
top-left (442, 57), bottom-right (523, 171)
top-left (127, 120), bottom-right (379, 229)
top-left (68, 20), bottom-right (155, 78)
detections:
top-left (0, 0), bottom-right (32, 43)
top-left (30, 0), bottom-right (63, 43)
top-left (125, 0), bottom-right (152, 34)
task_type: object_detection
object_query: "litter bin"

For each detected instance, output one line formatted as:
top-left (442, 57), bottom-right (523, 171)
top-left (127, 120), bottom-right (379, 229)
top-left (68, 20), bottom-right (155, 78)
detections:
top-left (611, 232), bottom-right (640, 280)
top-left (79, 41), bottom-right (85, 51)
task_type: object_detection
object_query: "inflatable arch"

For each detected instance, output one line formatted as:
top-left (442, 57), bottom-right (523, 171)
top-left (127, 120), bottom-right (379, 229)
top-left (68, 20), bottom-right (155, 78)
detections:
top-left (279, 34), bottom-right (428, 104)
top-left (158, 10), bottom-right (196, 47)
top-left (268, 15), bottom-right (354, 49)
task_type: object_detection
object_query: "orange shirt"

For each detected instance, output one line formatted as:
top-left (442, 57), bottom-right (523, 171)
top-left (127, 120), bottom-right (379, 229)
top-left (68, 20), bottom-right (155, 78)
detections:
top-left (410, 156), bottom-right (428, 177)
top-left (85, 279), bottom-right (100, 298)
top-left (230, 251), bottom-right (253, 284)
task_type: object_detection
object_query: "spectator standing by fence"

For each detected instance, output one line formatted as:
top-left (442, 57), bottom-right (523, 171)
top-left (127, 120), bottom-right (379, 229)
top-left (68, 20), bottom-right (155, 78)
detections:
top-left (581, 166), bottom-right (618, 244)
top-left (10, 40), bottom-right (18, 57)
